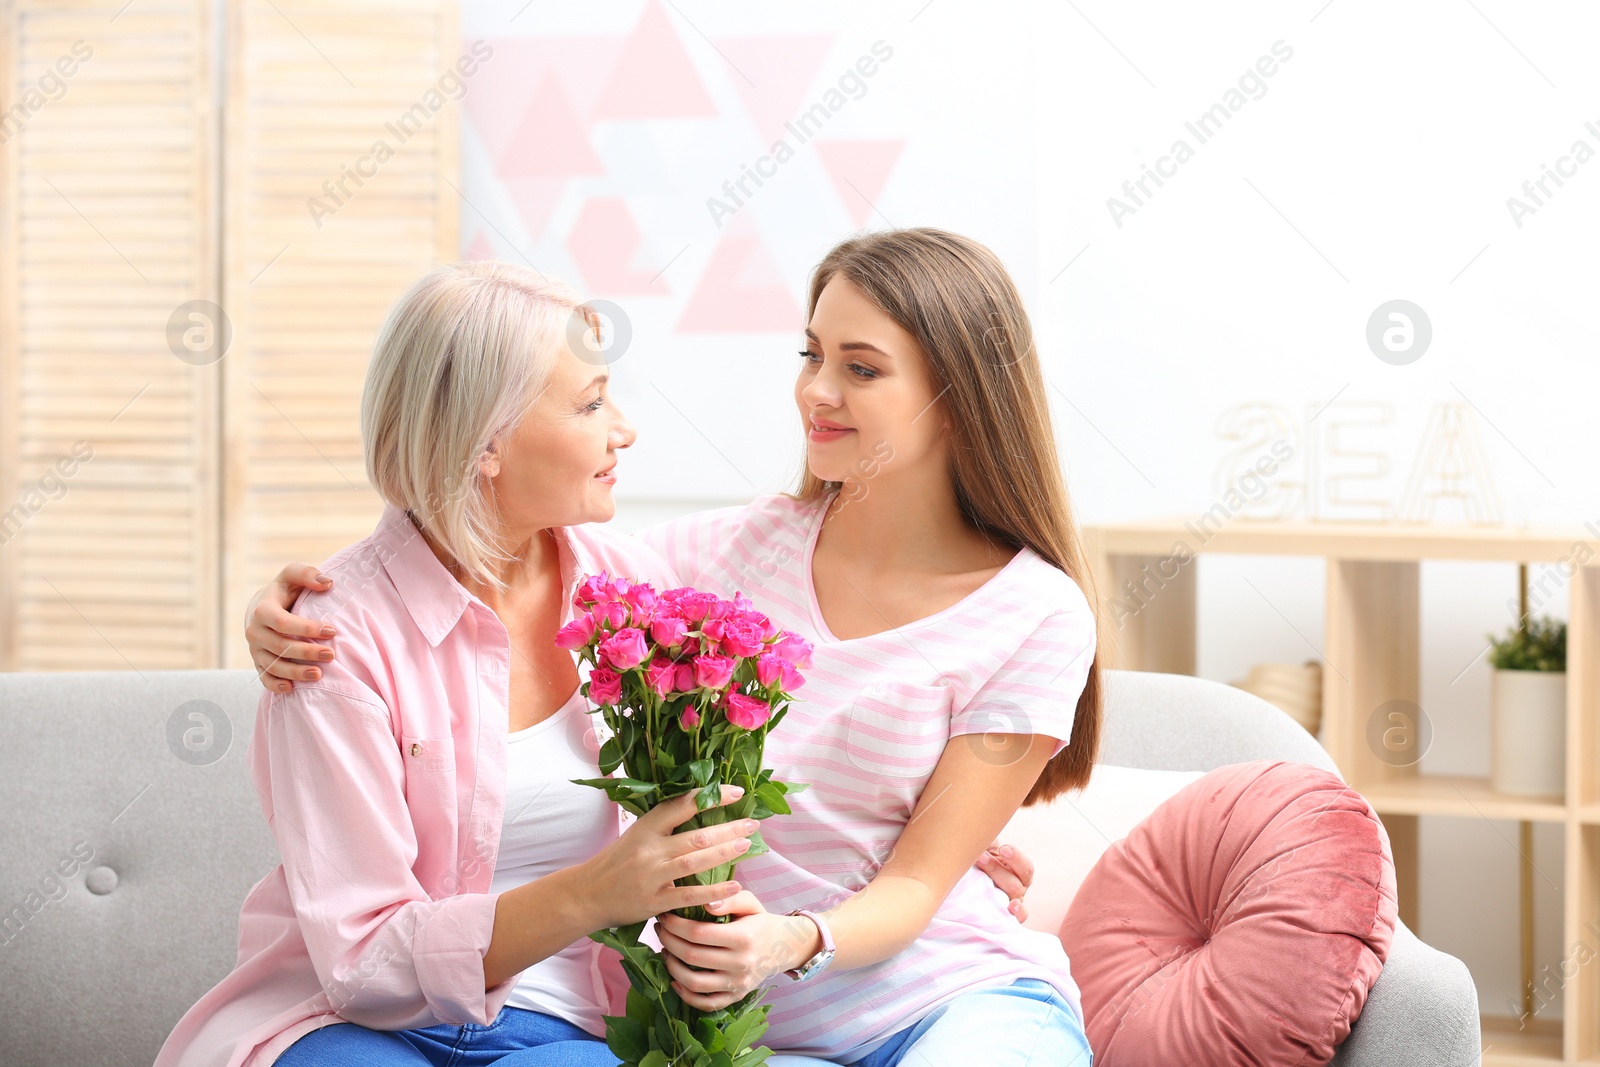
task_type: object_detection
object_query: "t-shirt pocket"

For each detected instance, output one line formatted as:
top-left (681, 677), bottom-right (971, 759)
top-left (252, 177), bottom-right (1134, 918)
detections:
top-left (843, 680), bottom-right (952, 801)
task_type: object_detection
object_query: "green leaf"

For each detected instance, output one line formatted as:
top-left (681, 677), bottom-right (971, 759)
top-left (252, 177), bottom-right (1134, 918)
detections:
top-left (782, 780), bottom-right (809, 795)
top-left (733, 1047), bottom-right (773, 1067)
top-left (695, 779), bottom-right (723, 812)
top-left (755, 781), bottom-right (790, 815)
top-left (721, 1004), bottom-right (770, 1057)
top-left (688, 758), bottom-right (715, 787)
top-left (670, 1017), bottom-right (707, 1058)
top-left (588, 920), bottom-right (648, 957)
top-left (625, 986), bottom-right (653, 1023)
top-left (598, 737), bottom-right (623, 775)
top-left (695, 1016), bottom-right (726, 1053)
top-left (603, 1014), bottom-right (651, 1063)
top-left (736, 828), bottom-right (769, 861)
top-left (639, 1052), bottom-right (670, 1067)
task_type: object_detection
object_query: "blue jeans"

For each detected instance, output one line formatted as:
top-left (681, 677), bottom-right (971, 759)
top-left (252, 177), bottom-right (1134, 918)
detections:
top-left (274, 1006), bottom-right (864, 1067)
top-left (274, 981), bottom-right (1092, 1067)
top-left (274, 1006), bottom-right (619, 1066)
top-left (841, 978), bottom-right (1093, 1067)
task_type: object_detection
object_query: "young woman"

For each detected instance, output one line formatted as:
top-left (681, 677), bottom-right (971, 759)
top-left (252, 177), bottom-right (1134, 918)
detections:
top-left (247, 229), bottom-right (1098, 1067)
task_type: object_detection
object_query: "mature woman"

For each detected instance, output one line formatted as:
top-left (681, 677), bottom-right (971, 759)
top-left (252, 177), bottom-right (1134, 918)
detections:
top-left (154, 263), bottom-right (758, 1067)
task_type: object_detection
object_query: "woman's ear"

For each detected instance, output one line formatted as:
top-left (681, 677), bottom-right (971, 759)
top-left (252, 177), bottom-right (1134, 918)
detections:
top-left (478, 440), bottom-right (502, 479)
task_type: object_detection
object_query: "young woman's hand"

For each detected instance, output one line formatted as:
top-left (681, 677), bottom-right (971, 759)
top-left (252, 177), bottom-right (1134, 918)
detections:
top-left (655, 891), bottom-right (820, 1010)
top-left (579, 787), bottom-right (758, 931)
top-left (975, 839), bottom-right (1036, 923)
top-left (246, 563), bottom-right (336, 692)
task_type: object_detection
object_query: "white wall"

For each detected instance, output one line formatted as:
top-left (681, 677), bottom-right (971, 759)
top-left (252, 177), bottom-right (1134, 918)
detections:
top-left (461, 0), bottom-right (1599, 1021)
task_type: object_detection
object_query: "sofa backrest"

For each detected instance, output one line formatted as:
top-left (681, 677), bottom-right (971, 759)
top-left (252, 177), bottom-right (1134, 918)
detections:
top-left (1099, 668), bottom-right (1340, 776)
top-left (0, 669), bottom-right (276, 1066)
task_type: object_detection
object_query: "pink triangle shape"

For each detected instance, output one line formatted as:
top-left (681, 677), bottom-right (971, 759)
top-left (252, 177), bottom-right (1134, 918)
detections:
top-left (498, 72), bottom-right (605, 179)
top-left (676, 232), bottom-right (801, 334)
top-left (592, 0), bottom-right (716, 120)
top-left (814, 140), bottom-right (906, 227)
top-left (712, 35), bottom-right (834, 145)
top-left (463, 38), bottom-right (626, 161)
top-left (502, 177), bottom-right (567, 245)
top-left (567, 197), bottom-right (670, 296)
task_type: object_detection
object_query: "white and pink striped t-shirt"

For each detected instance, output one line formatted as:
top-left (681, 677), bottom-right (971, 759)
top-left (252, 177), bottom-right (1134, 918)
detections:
top-left (636, 490), bottom-right (1097, 1060)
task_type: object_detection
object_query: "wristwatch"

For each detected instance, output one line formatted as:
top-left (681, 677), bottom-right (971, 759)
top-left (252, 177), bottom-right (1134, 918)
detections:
top-left (783, 909), bottom-right (836, 981)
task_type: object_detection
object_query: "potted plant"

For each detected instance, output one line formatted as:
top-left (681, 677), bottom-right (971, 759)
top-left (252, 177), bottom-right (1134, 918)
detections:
top-left (1487, 615), bottom-right (1568, 798)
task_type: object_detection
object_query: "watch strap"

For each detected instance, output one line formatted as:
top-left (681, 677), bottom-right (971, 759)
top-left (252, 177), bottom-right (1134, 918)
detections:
top-left (783, 909), bottom-right (835, 980)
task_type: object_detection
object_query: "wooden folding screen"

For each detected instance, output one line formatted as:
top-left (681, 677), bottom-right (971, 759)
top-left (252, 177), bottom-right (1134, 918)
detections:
top-left (220, 0), bottom-right (457, 667)
top-left (0, 0), bottom-right (458, 671)
top-left (0, 0), bottom-right (218, 670)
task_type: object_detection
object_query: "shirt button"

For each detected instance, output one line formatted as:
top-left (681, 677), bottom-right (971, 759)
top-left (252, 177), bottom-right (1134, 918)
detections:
top-left (410, 743), bottom-right (421, 756)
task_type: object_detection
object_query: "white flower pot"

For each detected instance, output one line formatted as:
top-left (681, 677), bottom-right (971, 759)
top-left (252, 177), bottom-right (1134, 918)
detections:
top-left (1490, 668), bottom-right (1567, 798)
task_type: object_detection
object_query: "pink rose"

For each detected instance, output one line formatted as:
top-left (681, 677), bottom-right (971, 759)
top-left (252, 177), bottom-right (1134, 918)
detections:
top-left (700, 617), bottom-right (726, 644)
top-left (555, 615), bottom-right (596, 650)
top-left (574, 573), bottom-right (609, 610)
top-left (681, 636), bottom-right (701, 656)
top-left (588, 666), bottom-right (622, 705)
top-left (757, 652), bottom-right (805, 691)
top-left (624, 583), bottom-right (657, 613)
top-left (772, 633), bottom-right (814, 669)
top-left (592, 601), bottom-right (626, 630)
top-left (644, 657), bottom-right (677, 698)
top-left (604, 576), bottom-right (631, 601)
top-left (730, 608), bottom-right (774, 637)
top-left (674, 592), bottom-right (718, 623)
top-left (651, 615), bottom-right (688, 648)
top-left (680, 705), bottom-right (701, 729)
top-left (720, 618), bottom-right (765, 658)
top-left (755, 652), bottom-right (784, 687)
top-left (693, 653), bottom-right (734, 690)
top-left (725, 692), bottom-right (772, 730)
top-left (599, 627), bottom-right (649, 670)
top-left (674, 662), bottom-right (697, 693)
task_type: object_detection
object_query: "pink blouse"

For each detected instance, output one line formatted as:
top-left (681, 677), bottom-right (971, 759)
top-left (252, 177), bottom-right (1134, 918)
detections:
top-left (153, 504), bottom-right (675, 1067)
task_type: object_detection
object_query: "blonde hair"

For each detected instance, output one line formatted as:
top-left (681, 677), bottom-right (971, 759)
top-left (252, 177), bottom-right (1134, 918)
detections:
top-left (791, 228), bottom-right (1103, 804)
top-left (361, 259), bottom-right (586, 592)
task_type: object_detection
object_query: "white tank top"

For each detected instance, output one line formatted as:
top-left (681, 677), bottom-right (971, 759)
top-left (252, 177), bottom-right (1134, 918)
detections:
top-left (488, 685), bottom-right (618, 1035)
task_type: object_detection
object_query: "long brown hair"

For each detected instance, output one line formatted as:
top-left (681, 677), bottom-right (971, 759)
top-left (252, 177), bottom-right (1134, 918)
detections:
top-left (789, 228), bottom-right (1102, 804)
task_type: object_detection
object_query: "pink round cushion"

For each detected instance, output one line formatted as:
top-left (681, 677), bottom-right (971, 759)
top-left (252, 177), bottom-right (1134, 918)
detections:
top-left (1059, 760), bottom-right (1398, 1066)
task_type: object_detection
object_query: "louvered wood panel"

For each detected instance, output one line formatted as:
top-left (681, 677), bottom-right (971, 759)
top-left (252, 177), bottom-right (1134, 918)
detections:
top-left (220, 0), bottom-right (457, 668)
top-left (0, 0), bottom-right (218, 671)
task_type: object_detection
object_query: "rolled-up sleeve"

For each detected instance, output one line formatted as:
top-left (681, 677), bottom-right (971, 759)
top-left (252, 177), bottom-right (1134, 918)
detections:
top-left (251, 680), bottom-right (518, 1029)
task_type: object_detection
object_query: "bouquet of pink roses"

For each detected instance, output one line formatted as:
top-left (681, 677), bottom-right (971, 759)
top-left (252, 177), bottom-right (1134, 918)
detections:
top-left (558, 572), bottom-right (812, 1067)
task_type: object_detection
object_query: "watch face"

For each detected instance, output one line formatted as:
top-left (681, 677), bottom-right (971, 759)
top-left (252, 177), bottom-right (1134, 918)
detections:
top-left (806, 948), bottom-right (836, 976)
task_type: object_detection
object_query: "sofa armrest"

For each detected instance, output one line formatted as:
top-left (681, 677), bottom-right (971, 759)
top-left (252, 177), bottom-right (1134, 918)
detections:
top-left (1332, 920), bottom-right (1481, 1067)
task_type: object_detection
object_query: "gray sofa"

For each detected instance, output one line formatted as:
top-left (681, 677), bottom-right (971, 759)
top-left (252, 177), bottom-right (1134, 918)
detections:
top-left (0, 668), bottom-right (1479, 1066)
